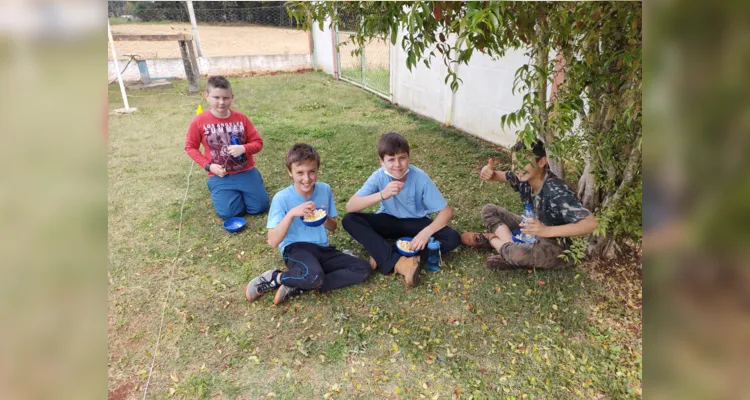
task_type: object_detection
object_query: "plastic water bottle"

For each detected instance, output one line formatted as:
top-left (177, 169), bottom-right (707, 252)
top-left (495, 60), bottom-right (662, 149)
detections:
top-left (425, 238), bottom-right (441, 272)
top-left (520, 203), bottom-right (538, 244)
top-left (229, 129), bottom-right (246, 162)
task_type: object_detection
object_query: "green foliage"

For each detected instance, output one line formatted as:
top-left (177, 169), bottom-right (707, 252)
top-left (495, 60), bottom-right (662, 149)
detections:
top-left (559, 236), bottom-right (588, 265)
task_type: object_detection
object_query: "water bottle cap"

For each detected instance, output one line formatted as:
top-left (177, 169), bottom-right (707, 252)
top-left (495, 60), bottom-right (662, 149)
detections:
top-left (525, 203), bottom-right (533, 210)
top-left (428, 238), bottom-right (440, 249)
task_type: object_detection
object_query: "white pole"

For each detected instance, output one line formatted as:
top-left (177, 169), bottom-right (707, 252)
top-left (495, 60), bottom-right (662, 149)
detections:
top-left (107, 20), bottom-right (131, 111)
top-left (186, 1), bottom-right (203, 57)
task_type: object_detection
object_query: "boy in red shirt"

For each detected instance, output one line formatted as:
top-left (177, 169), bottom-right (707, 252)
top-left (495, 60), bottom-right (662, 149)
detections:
top-left (185, 76), bottom-right (269, 219)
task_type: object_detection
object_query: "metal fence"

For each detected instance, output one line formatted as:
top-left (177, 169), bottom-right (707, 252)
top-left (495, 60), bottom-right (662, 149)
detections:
top-left (335, 29), bottom-right (391, 99)
top-left (108, 4), bottom-right (310, 60)
top-left (122, 2), bottom-right (299, 27)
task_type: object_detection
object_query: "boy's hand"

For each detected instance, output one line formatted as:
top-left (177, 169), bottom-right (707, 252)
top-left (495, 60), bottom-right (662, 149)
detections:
top-left (226, 145), bottom-right (246, 157)
top-left (209, 164), bottom-right (227, 177)
top-left (381, 181), bottom-right (404, 200)
top-left (290, 201), bottom-right (316, 218)
top-left (411, 230), bottom-right (431, 251)
top-left (479, 158), bottom-right (495, 180)
top-left (520, 219), bottom-right (549, 238)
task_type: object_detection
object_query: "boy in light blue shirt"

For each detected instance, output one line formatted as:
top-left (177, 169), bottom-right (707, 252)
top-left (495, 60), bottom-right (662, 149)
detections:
top-left (245, 144), bottom-right (371, 305)
top-left (343, 133), bottom-right (461, 287)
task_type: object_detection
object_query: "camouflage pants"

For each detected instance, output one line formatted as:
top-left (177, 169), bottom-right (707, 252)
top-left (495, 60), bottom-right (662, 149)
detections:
top-left (481, 204), bottom-right (572, 269)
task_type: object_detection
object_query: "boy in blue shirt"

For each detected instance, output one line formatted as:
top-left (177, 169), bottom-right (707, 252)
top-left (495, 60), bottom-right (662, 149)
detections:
top-left (245, 144), bottom-right (372, 304)
top-left (343, 133), bottom-right (461, 287)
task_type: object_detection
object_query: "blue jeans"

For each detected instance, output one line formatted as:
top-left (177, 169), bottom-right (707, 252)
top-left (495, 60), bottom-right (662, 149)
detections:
top-left (207, 168), bottom-right (270, 220)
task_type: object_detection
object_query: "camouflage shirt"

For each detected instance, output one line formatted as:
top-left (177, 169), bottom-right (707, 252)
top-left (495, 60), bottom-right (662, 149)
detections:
top-left (505, 170), bottom-right (591, 230)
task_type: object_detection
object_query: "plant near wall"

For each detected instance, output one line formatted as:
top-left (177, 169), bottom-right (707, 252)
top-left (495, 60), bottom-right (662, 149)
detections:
top-left (288, 1), bottom-right (641, 259)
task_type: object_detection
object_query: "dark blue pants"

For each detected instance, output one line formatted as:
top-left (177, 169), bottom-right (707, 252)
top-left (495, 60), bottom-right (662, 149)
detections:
top-left (280, 242), bottom-right (372, 292)
top-left (342, 212), bottom-right (461, 275)
top-left (207, 167), bottom-right (269, 220)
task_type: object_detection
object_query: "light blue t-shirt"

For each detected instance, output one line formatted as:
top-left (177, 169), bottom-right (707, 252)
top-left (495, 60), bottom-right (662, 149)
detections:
top-left (266, 182), bottom-right (338, 254)
top-left (355, 165), bottom-right (447, 219)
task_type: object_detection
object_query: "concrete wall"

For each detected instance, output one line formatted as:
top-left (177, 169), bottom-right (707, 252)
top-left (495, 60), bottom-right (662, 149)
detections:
top-left (312, 24), bottom-right (546, 148)
top-left (389, 28), bottom-right (529, 148)
top-left (311, 17), bottom-right (336, 75)
top-left (449, 49), bottom-right (529, 146)
top-left (107, 53), bottom-right (312, 82)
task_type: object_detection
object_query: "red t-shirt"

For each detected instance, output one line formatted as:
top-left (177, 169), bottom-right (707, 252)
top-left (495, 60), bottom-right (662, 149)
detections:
top-left (184, 109), bottom-right (263, 177)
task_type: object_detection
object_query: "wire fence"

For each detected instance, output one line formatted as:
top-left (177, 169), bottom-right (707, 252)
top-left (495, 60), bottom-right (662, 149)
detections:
top-left (109, 1), bottom-right (391, 97)
top-left (333, 6), bottom-right (390, 97)
top-left (336, 31), bottom-right (391, 98)
top-left (127, 5), bottom-right (300, 28)
top-left (108, 4), bottom-right (310, 60)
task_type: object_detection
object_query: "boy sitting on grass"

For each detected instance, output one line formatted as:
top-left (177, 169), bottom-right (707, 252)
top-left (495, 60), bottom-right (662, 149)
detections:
top-left (245, 144), bottom-right (371, 305)
top-left (343, 132), bottom-right (461, 287)
top-left (461, 139), bottom-right (598, 269)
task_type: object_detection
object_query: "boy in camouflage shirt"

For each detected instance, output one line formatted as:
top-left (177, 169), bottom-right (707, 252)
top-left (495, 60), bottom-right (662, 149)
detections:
top-left (461, 139), bottom-right (598, 269)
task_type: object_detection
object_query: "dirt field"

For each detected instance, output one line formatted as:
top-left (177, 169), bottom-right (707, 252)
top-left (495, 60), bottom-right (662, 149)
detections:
top-left (108, 23), bottom-right (310, 60)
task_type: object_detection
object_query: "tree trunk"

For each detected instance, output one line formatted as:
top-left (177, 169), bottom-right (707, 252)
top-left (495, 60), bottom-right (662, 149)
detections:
top-left (587, 131), bottom-right (641, 259)
top-left (578, 150), bottom-right (600, 211)
top-left (577, 99), bottom-right (609, 212)
top-left (533, 27), bottom-right (564, 178)
top-left (602, 131), bottom-right (642, 211)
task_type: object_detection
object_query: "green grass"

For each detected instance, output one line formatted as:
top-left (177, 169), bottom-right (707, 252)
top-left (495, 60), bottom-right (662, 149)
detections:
top-left (108, 72), bottom-right (641, 399)
top-left (341, 68), bottom-right (390, 97)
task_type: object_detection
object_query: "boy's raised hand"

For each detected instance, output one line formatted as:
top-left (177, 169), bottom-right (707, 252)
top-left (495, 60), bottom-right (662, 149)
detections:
top-left (381, 181), bottom-right (405, 200)
top-left (290, 201), bottom-right (316, 218)
top-left (479, 158), bottom-right (495, 181)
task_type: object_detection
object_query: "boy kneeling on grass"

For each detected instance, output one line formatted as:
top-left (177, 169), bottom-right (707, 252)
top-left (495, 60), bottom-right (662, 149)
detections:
top-left (461, 139), bottom-right (598, 270)
top-left (342, 132), bottom-right (461, 287)
top-left (245, 144), bottom-right (372, 305)
top-left (184, 76), bottom-right (270, 220)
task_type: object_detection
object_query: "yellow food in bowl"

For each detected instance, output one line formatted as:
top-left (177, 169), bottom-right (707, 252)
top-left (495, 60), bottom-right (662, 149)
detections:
top-left (396, 240), bottom-right (413, 252)
top-left (303, 209), bottom-right (327, 222)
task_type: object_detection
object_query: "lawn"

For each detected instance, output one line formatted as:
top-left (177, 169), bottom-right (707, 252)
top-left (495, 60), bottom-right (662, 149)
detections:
top-left (340, 68), bottom-right (390, 97)
top-left (108, 72), bottom-right (641, 399)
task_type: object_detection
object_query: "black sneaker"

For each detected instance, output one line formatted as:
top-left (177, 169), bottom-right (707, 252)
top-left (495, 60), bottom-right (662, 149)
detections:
top-left (273, 284), bottom-right (303, 305)
top-left (245, 269), bottom-right (280, 302)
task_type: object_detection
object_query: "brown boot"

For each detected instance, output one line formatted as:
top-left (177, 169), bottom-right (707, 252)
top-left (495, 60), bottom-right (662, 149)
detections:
top-left (394, 256), bottom-right (420, 287)
top-left (485, 255), bottom-right (519, 270)
top-left (461, 232), bottom-right (496, 249)
top-left (368, 256), bottom-right (377, 271)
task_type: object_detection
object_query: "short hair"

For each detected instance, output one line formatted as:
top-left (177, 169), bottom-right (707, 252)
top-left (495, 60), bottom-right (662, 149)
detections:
top-left (377, 132), bottom-right (410, 159)
top-left (285, 143), bottom-right (320, 171)
top-left (206, 76), bottom-right (232, 92)
top-left (511, 138), bottom-right (546, 160)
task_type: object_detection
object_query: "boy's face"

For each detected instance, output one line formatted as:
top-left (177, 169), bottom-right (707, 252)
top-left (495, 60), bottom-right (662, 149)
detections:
top-left (512, 153), bottom-right (547, 182)
top-left (380, 152), bottom-right (410, 179)
top-left (288, 160), bottom-right (318, 194)
top-left (205, 87), bottom-right (234, 114)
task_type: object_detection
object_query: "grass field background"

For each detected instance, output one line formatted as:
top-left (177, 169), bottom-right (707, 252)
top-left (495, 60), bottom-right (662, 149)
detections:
top-left (108, 72), bottom-right (641, 399)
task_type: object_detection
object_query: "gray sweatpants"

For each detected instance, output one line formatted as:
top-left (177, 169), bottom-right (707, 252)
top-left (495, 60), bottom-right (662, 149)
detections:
top-left (481, 204), bottom-right (573, 269)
